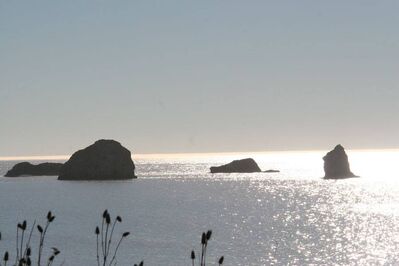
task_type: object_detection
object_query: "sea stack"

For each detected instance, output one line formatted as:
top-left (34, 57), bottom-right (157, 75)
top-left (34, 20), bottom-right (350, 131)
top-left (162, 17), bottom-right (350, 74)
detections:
top-left (58, 139), bottom-right (136, 180)
top-left (323, 144), bottom-right (357, 179)
top-left (210, 158), bottom-right (261, 173)
top-left (5, 162), bottom-right (63, 177)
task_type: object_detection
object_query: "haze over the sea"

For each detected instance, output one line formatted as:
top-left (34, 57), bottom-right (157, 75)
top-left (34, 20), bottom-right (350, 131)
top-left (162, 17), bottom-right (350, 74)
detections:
top-left (1, 1), bottom-right (398, 157)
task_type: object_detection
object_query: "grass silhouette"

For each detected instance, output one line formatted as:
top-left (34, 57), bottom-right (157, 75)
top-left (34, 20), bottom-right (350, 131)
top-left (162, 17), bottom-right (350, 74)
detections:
top-left (0, 211), bottom-right (60, 266)
top-left (191, 230), bottom-right (224, 266)
top-left (1, 211), bottom-right (224, 266)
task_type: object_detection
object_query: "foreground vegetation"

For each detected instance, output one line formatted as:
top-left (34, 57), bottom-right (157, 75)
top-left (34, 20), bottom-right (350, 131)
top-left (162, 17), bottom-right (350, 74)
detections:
top-left (0, 211), bottom-right (224, 266)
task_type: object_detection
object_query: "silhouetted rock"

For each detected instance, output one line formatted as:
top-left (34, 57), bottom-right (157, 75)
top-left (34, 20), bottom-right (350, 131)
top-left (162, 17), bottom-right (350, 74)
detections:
top-left (263, 169), bottom-right (280, 173)
top-left (58, 139), bottom-right (136, 180)
top-left (5, 162), bottom-right (63, 177)
top-left (210, 158), bottom-right (261, 173)
top-left (323, 144), bottom-right (357, 179)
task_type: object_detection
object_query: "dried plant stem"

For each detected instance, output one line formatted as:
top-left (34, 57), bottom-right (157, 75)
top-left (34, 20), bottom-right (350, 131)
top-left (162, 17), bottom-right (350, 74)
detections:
top-left (103, 222), bottom-right (110, 266)
top-left (203, 242), bottom-right (209, 266)
top-left (96, 233), bottom-right (100, 266)
top-left (38, 221), bottom-right (50, 266)
top-left (15, 227), bottom-right (19, 265)
top-left (19, 229), bottom-right (25, 260)
top-left (101, 218), bottom-right (105, 260)
top-left (200, 243), bottom-right (204, 266)
top-left (108, 236), bottom-right (124, 266)
top-left (23, 221), bottom-right (35, 258)
top-left (106, 220), bottom-right (117, 258)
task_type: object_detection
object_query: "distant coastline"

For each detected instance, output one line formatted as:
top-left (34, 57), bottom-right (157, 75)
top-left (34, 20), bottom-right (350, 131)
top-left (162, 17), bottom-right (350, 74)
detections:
top-left (2, 148), bottom-right (399, 161)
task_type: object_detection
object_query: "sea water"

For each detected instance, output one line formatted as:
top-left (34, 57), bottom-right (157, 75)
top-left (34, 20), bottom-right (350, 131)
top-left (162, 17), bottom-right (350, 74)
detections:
top-left (1, 150), bottom-right (399, 265)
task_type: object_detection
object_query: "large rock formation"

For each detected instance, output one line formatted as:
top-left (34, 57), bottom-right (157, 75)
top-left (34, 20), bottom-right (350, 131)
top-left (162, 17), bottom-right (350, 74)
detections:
top-left (210, 158), bottom-right (262, 173)
top-left (323, 144), bottom-right (357, 179)
top-left (5, 162), bottom-right (63, 177)
top-left (58, 139), bottom-right (136, 180)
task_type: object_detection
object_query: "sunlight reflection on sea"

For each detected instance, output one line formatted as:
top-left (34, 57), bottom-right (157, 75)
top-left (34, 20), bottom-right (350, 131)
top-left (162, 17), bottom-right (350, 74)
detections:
top-left (1, 150), bottom-right (399, 265)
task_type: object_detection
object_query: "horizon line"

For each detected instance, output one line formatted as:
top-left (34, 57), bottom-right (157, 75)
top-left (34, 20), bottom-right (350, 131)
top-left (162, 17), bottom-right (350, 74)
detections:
top-left (1, 147), bottom-right (399, 161)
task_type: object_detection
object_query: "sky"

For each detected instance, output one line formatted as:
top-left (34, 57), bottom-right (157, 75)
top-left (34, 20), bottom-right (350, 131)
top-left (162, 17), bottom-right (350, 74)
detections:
top-left (1, 1), bottom-right (398, 156)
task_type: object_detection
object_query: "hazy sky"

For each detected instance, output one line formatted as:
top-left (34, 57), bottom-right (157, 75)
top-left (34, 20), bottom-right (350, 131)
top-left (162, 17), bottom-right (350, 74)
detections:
top-left (1, 1), bottom-right (398, 156)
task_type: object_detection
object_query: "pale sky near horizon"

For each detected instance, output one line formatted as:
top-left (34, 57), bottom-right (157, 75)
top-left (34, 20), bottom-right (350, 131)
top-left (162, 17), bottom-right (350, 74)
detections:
top-left (1, 1), bottom-right (398, 156)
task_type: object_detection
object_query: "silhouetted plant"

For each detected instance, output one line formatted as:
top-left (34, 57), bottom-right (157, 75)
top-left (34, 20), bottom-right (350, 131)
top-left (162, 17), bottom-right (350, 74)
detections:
top-left (2, 211), bottom-right (225, 266)
top-left (0, 211), bottom-right (59, 266)
top-left (191, 230), bottom-right (224, 266)
top-left (95, 210), bottom-right (140, 266)
top-left (3, 251), bottom-right (9, 266)
top-left (15, 219), bottom-right (35, 266)
top-left (37, 211), bottom-right (58, 266)
top-left (191, 250), bottom-right (195, 266)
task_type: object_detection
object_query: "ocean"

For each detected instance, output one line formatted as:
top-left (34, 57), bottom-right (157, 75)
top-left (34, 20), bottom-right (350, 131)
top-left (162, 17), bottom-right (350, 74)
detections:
top-left (1, 150), bottom-right (399, 265)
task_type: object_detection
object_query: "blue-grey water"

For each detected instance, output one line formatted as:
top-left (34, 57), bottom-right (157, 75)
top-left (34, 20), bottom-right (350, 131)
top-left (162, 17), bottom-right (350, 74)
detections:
top-left (1, 150), bottom-right (399, 265)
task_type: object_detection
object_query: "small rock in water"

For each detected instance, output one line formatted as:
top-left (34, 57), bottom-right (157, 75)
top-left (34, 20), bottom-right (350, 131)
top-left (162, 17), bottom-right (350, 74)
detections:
top-left (5, 162), bottom-right (63, 177)
top-left (210, 158), bottom-right (262, 173)
top-left (263, 169), bottom-right (280, 173)
top-left (323, 144), bottom-right (357, 179)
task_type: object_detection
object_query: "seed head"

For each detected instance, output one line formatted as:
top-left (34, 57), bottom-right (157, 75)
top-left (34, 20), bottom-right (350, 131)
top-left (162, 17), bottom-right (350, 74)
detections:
top-left (3, 251), bottom-right (9, 261)
top-left (52, 247), bottom-right (60, 255)
top-left (95, 226), bottom-right (100, 235)
top-left (206, 230), bottom-right (212, 240)
top-left (191, 250), bottom-right (195, 260)
top-left (47, 211), bottom-right (55, 222)
top-left (22, 221), bottom-right (27, 230)
top-left (37, 225), bottom-right (43, 233)
top-left (116, 216), bottom-right (122, 222)
top-left (122, 232), bottom-right (130, 237)
top-left (218, 256), bottom-right (224, 265)
top-left (201, 232), bottom-right (206, 245)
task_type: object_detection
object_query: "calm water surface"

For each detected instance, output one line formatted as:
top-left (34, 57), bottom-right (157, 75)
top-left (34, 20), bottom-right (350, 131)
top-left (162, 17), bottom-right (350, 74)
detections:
top-left (1, 150), bottom-right (399, 265)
